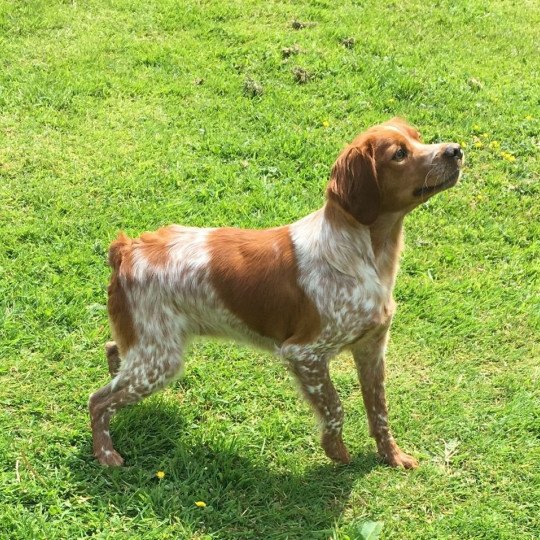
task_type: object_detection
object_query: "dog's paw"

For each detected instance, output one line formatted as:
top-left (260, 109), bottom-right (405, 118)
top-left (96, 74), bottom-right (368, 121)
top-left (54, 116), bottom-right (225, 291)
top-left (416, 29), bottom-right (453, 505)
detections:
top-left (95, 448), bottom-right (124, 467)
top-left (382, 449), bottom-right (418, 469)
top-left (322, 433), bottom-right (351, 464)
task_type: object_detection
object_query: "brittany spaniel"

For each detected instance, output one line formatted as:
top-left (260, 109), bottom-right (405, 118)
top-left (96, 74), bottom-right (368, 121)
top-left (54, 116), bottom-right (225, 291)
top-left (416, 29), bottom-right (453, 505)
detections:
top-left (89, 118), bottom-right (463, 468)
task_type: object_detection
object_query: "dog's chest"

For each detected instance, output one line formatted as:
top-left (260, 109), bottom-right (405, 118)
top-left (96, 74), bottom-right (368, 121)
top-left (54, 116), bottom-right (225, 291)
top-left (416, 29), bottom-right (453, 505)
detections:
top-left (303, 266), bottom-right (391, 345)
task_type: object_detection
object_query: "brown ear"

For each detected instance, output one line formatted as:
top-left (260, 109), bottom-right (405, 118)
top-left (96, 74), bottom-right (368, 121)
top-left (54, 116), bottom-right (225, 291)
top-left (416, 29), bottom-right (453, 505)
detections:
top-left (327, 144), bottom-right (380, 225)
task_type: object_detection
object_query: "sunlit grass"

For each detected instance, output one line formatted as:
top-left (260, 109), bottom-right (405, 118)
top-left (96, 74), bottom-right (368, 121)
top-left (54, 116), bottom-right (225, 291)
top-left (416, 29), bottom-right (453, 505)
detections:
top-left (0, 0), bottom-right (538, 538)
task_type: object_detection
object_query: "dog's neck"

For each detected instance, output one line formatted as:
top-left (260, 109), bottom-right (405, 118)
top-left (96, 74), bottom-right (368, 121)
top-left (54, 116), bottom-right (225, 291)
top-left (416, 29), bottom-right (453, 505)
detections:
top-left (322, 200), bottom-right (405, 288)
top-left (369, 212), bottom-right (405, 289)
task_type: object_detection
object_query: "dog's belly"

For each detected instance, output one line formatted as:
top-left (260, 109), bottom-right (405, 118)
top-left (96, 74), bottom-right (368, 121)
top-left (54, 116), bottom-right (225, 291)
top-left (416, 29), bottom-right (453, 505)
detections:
top-left (185, 301), bottom-right (279, 351)
top-left (137, 270), bottom-right (278, 351)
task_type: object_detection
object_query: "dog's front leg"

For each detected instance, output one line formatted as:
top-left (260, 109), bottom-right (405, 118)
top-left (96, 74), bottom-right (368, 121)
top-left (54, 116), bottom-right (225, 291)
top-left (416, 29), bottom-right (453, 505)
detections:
top-left (283, 346), bottom-right (350, 464)
top-left (352, 326), bottom-right (418, 469)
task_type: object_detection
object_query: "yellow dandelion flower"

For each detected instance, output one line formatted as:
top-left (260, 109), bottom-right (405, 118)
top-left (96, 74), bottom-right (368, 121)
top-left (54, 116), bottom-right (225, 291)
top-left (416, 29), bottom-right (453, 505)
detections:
top-left (195, 501), bottom-right (207, 508)
top-left (460, 141), bottom-right (467, 148)
top-left (156, 471), bottom-right (165, 479)
top-left (501, 152), bottom-right (516, 162)
top-left (525, 115), bottom-right (533, 121)
top-left (474, 141), bottom-right (483, 149)
top-left (322, 120), bottom-right (330, 128)
top-left (472, 124), bottom-right (480, 131)
top-left (481, 132), bottom-right (489, 139)
top-left (489, 141), bottom-right (500, 149)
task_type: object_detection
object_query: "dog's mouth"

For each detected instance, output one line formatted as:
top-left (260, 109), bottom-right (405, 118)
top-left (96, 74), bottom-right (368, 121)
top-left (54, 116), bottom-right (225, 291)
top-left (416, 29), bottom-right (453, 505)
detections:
top-left (413, 168), bottom-right (461, 198)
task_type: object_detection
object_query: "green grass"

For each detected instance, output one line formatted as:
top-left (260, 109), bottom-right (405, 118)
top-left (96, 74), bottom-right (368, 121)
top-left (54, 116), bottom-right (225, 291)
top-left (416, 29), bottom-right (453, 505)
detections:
top-left (0, 0), bottom-right (539, 538)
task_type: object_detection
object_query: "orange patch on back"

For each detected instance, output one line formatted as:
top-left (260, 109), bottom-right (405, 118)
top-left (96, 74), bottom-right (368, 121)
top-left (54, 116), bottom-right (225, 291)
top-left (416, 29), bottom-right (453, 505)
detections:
top-left (208, 226), bottom-right (321, 345)
top-left (137, 226), bottom-right (175, 268)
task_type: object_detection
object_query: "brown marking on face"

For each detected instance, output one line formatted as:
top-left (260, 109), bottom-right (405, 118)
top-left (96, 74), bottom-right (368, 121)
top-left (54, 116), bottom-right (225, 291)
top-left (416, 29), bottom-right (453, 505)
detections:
top-left (326, 119), bottom-right (462, 222)
top-left (382, 116), bottom-right (422, 141)
top-left (208, 226), bottom-right (321, 344)
top-left (107, 234), bottom-right (137, 354)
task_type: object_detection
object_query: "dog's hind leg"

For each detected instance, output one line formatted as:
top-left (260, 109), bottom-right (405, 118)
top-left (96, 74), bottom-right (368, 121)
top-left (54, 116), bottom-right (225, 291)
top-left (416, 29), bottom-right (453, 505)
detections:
top-left (89, 337), bottom-right (185, 466)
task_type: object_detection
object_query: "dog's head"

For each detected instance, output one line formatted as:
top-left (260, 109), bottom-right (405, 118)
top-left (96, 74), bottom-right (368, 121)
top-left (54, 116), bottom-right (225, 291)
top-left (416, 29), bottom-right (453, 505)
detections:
top-left (327, 118), bottom-right (464, 225)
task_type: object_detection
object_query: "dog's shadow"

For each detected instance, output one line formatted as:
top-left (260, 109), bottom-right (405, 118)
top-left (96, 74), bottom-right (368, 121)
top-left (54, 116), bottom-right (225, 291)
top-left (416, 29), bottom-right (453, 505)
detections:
top-left (72, 399), bottom-right (380, 538)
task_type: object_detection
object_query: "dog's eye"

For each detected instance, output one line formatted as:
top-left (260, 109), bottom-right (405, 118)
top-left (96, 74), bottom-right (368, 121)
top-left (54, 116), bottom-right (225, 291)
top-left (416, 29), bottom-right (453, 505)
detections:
top-left (393, 148), bottom-right (407, 162)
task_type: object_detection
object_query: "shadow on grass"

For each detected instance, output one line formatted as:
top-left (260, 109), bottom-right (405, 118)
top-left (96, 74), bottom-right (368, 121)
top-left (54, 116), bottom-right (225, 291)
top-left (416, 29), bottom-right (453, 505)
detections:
top-left (72, 400), bottom-right (379, 539)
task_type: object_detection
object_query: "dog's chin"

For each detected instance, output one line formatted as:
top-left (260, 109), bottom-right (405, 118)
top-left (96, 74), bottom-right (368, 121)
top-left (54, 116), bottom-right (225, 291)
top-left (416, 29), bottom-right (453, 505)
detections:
top-left (413, 169), bottom-right (461, 198)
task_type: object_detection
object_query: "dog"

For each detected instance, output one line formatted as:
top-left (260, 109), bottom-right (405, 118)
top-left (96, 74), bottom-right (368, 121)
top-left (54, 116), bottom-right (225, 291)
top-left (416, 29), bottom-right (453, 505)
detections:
top-left (89, 118), bottom-right (463, 468)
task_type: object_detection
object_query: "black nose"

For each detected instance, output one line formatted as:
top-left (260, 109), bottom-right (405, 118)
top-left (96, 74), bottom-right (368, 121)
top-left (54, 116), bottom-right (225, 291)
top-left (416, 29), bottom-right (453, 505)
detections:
top-left (444, 144), bottom-right (463, 159)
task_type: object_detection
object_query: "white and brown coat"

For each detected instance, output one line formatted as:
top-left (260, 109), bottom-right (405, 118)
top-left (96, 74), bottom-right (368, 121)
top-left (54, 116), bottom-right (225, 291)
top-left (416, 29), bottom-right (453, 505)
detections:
top-left (89, 118), bottom-right (463, 468)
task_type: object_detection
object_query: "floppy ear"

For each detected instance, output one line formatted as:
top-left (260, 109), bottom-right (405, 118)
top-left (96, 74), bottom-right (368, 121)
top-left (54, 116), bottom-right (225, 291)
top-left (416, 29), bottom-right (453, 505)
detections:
top-left (327, 144), bottom-right (380, 225)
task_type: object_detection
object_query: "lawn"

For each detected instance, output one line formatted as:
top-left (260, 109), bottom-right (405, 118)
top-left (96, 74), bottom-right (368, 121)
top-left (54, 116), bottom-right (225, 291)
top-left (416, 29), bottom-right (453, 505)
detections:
top-left (0, 0), bottom-right (539, 538)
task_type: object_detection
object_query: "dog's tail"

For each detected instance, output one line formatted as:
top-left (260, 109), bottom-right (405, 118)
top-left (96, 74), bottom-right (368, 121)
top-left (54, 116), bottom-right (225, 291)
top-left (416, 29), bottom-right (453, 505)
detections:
top-left (107, 232), bottom-right (137, 354)
top-left (108, 232), bottom-right (132, 272)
